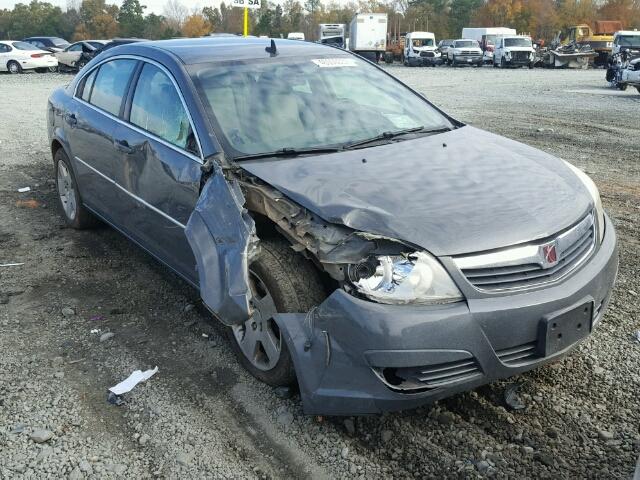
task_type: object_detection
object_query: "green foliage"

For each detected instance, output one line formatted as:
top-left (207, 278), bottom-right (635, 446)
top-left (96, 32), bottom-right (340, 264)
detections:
top-left (118, 0), bottom-right (146, 37)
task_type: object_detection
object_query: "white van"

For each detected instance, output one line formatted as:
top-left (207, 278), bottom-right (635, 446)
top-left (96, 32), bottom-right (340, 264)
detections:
top-left (403, 31), bottom-right (442, 67)
top-left (462, 27), bottom-right (517, 63)
top-left (612, 30), bottom-right (640, 56)
top-left (493, 35), bottom-right (535, 68)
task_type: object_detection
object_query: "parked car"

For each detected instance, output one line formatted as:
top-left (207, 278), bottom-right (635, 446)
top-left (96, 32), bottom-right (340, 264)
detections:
top-left (403, 31), bottom-right (442, 67)
top-left (0, 40), bottom-right (58, 73)
top-left (23, 36), bottom-right (70, 53)
top-left (55, 40), bottom-right (107, 70)
top-left (92, 38), bottom-right (147, 58)
top-left (47, 37), bottom-right (618, 415)
top-left (437, 39), bottom-right (455, 56)
top-left (447, 39), bottom-right (483, 66)
top-left (494, 35), bottom-right (536, 68)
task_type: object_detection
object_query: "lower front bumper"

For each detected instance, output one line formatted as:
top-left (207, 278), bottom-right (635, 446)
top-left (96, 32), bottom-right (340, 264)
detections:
top-left (276, 215), bottom-right (618, 415)
top-left (407, 56), bottom-right (443, 66)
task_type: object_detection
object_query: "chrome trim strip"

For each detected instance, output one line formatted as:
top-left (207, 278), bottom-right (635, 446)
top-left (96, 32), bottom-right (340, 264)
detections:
top-left (454, 213), bottom-right (594, 270)
top-left (453, 212), bottom-right (596, 292)
top-left (74, 156), bottom-right (186, 229)
top-left (73, 54), bottom-right (204, 164)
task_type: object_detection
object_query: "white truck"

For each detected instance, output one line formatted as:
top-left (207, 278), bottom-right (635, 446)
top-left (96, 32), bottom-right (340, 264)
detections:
top-left (462, 27), bottom-right (517, 63)
top-left (493, 35), bottom-right (535, 68)
top-left (318, 23), bottom-right (346, 48)
top-left (349, 13), bottom-right (388, 62)
top-left (611, 30), bottom-right (640, 56)
top-left (403, 31), bottom-right (442, 67)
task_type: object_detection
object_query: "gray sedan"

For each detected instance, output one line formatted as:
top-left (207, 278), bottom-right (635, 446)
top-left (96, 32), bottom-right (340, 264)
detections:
top-left (47, 38), bottom-right (618, 415)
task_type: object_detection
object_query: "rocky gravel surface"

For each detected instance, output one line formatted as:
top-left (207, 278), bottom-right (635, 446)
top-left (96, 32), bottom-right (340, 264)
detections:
top-left (1, 67), bottom-right (639, 479)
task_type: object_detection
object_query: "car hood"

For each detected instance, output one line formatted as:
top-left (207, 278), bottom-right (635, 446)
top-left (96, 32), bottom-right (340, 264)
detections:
top-left (240, 126), bottom-right (592, 256)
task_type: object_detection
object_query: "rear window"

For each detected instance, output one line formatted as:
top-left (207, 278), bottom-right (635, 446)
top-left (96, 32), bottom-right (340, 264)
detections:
top-left (80, 68), bottom-right (98, 102)
top-left (455, 41), bottom-right (478, 48)
top-left (12, 41), bottom-right (36, 50)
top-left (89, 59), bottom-right (137, 116)
top-left (52, 38), bottom-right (69, 48)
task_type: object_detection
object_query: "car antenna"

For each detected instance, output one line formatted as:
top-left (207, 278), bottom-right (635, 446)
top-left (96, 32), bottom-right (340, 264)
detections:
top-left (265, 39), bottom-right (278, 57)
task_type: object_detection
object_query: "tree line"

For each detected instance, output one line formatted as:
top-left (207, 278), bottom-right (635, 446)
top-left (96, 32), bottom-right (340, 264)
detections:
top-left (1, 0), bottom-right (638, 44)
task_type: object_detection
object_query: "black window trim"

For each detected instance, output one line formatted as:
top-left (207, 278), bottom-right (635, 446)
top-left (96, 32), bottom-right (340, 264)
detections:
top-left (73, 54), bottom-right (204, 164)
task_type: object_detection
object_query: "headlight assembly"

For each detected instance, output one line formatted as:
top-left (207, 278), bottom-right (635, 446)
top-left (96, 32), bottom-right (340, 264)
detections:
top-left (564, 161), bottom-right (605, 244)
top-left (348, 252), bottom-right (464, 305)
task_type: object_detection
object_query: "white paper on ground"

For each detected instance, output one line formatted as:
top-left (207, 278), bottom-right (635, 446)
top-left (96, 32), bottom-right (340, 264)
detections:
top-left (18, 187), bottom-right (31, 193)
top-left (109, 367), bottom-right (158, 395)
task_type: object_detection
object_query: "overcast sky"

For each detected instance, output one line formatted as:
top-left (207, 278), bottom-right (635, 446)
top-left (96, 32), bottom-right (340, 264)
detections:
top-left (0, 0), bottom-right (227, 15)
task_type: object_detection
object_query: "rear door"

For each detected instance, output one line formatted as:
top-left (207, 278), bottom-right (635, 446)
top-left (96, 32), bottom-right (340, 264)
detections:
top-left (112, 61), bottom-right (202, 283)
top-left (68, 58), bottom-right (138, 220)
top-left (0, 43), bottom-right (10, 70)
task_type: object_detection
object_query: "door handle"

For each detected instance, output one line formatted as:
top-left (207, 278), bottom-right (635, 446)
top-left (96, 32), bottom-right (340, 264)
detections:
top-left (114, 139), bottom-right (133, 154)
top-left (65, 113), bottom-right (77, 127)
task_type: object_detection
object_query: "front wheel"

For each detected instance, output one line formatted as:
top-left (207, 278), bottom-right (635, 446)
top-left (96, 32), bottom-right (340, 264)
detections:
top-left (227, 238), bottom-right (326, 386)
top-left (501, 57), bottom-right (507, 68)
top-left (76, 59), bottom-right (87, 70)
top-left (7, 60), bottom-right (22, 74)
top-left (48, 66), bottom-right (58, 73)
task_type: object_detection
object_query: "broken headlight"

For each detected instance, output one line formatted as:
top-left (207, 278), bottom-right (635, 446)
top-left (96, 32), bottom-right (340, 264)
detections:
top-left (564, 161), bottom-right (605, 244)
top-left (348, 252), bottom-right (463, 305)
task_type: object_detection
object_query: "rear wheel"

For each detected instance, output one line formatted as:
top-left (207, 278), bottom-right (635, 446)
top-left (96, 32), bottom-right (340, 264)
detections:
top-left (227, 238), bottom-right (326, 386)
top-left (7, 60), bottom-right (22, 74)
top-left (54, 149), bottom-right (98, 229)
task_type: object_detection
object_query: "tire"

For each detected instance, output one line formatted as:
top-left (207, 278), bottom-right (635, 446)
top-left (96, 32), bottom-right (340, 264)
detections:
top-left (76, 59), bottom-right (87, 70)
top-left (48, 66), bottom-right (58, 73)
top-left (227, 237), bottom-right (326, 387)
top-left (7, 60), bottom-right (22, 74)
top-left (501, 57), bottom-right (506, 68)
top-left (528, 62), bottom-right (534, 69)
top-left (54, 149), bottom-right (98, 229)
top-left (617, 82), bottom-right (627, 91)
top-left (452, 55), bottom-right (457, 67)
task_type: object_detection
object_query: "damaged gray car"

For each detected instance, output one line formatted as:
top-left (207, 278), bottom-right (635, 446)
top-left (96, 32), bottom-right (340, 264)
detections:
top-left (47, 37), bottom-right (618, 415)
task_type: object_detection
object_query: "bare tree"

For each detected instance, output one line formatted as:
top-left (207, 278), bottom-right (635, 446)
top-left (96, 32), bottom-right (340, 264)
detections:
top-left (164, 0), bottom-right (188, 29)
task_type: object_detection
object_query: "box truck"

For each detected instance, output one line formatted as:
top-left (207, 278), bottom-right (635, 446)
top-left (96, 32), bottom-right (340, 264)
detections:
top-left (318, 23), bottom-right (346, 48)
top-left (349, 13), bottom-right (388, 62)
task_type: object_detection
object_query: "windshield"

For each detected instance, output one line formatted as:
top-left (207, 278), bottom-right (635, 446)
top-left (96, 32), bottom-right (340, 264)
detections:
top-left (190, 55), bottom-right (453, 157)
top-left (505, 38), bottom-right (532, 47)
top-left (617, 35), bottom-right (640, 47)
top-left (52, 38), bottom-right (69, 48)
top-left (412, 38), bottom-right (434, 47)
top-left (12, 41), bottom-right (37, 50)
top-left (455, 40), bottom-right (477, 48)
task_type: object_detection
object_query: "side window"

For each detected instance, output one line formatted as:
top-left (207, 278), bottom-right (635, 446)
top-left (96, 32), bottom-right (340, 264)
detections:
top-left (90, 59), bottom-right (137, 116)
top-left (0, 44), bottom-right (9, 53)
top-left (69, 43), bottom-right (83, 52)
top-left (79, 68), bottom-right (98, 102)
top-left (130, 63), bottom-right (197, 154)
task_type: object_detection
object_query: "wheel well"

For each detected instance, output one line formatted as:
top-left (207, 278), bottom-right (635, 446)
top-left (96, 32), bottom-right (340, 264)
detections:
top-left (249, 211), bottom-right (339, 294)
top-left (51, 140), bottom-right (63, 160)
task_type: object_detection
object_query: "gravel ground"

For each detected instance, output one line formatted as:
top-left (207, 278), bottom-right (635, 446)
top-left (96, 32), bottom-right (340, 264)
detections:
top-left (0, 67), bottom-right (639, 479)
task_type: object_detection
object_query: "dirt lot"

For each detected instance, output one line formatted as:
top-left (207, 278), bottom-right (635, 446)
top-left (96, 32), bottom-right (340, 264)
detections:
top-left (0, 67), bottom-right (639, 479)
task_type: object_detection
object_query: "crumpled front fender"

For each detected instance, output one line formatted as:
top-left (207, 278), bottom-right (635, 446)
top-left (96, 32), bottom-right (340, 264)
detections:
top-left (185, 163), bottom-right (257, 326)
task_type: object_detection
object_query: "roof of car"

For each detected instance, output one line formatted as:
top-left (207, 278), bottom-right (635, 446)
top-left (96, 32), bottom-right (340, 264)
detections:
top-left (134, 37), bottom-right (345, 64)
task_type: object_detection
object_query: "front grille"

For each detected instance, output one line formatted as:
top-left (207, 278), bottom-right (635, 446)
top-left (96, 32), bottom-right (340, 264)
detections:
top-left (456, 213), bottom-right (596, 291)
top-left (511, 51), bottom-right (530, 62)
top-left (497, 342), bottom-right (539, 365)
top-left (420, 51), bottom-right (435, 58)
top-left (374, 358), bottom-right (482, 392)
top-left (460, 50), bottom-right (481, 55)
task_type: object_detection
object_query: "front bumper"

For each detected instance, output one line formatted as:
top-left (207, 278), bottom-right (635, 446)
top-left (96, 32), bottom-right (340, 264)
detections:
top-left (407, 55), bottom-right (443, 66)
top-left (277, 214), bottom-right (618, 415)
top-left (452, 55), bottom-right (483, 65)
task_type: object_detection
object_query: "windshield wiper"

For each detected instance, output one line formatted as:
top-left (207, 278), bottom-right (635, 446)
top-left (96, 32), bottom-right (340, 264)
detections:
top-left (343, 126), bottom-right (452, 150)
top-left (233, 146), bottom-right (344, 161)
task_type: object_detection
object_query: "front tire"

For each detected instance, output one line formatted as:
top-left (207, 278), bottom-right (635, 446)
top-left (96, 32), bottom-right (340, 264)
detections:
top-left (227, 238), bottom-right (326, 386)
top-left (7, 60), bottom-right (22, 74)
top-left (54, 149), bottom-right (97, 229)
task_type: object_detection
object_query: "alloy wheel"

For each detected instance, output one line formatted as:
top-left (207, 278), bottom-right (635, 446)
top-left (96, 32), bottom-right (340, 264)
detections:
top-left (232, 271), bottom-right (283, 371)
top-left (57, 160), bottom-right (77, 221)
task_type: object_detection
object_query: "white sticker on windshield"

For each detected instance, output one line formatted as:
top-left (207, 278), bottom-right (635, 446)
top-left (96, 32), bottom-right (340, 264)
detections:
top-left (311, 58), bottom-right (358, 68)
